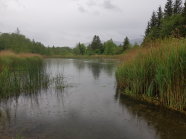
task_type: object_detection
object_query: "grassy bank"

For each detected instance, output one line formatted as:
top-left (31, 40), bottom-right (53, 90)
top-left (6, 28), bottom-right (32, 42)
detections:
top-left (0, 51), bottom-right (49, 98)
top-left (116, 38), bottom-right (186, 112)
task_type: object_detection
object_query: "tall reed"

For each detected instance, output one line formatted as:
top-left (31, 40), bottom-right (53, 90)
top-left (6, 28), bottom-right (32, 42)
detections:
top-left (116, 38), bottom-right (186, 111)
top-left (0, 52), bottom-right (49, 98)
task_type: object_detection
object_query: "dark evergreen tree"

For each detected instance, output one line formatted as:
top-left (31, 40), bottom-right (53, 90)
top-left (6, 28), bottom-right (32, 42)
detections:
top-left (143, 0), bottom-right (186, 42)
top-left (173, 0), bottom-right (182, 14)
top-left (164, 0), bottom-right (173, 17)
top-left (145, 22), bottom-right (151, 36)
top-left (123, 37), bottom-right (130, 51)
top-left (90, 35), bottom-right (103, 54)
top-left (157, 6), bottom-right (163, 26)
top-left (183, 0), bottom-right (186, 16)
top-left (182, 0), bottom-right (186, 36)
top-left (150, 11), bottom-right (158, 28)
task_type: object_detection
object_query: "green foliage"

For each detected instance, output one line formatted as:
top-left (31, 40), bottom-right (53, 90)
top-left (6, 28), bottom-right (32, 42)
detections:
top-left (48, 46), bottom-right (73, 56)
top-left (0, 33), bottom-right (74, 56)
top-left (73, 43), bottom-right (86, 55)
top-left (160, 14), bottom-right (185, 37)
top-left (103, 39), bottom-right (118, 55)
top-left (0, 33), bottom-right (46, 54)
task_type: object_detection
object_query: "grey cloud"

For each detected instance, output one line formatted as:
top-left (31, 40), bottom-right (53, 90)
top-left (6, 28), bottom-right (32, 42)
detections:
top-left (0, 0), bottom-right (9, 9)
top-left (0, 0), bottom-right (23, 10)
top-left (93, 10), bottom-right (100, 16)
top-left (78, 5), bottom-right (87, 13)
top-left (86, 0), bottom-right (119, 11)
top-left (86, 0), bottom-right (97, 7)
top-left (103, 0), bottom-right (117, 10)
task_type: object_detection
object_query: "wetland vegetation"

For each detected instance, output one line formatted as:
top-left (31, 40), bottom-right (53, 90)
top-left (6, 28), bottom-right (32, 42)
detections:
top-left (116, 38), bottom-right (186, 112)
top-left (0, 51), bottom-right (46, 98)
top-left (0, 0), bottom-right (185, 138)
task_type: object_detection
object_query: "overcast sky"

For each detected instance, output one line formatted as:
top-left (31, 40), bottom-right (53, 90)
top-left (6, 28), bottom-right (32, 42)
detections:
top-left (0, 0), bottom-right (167, 47)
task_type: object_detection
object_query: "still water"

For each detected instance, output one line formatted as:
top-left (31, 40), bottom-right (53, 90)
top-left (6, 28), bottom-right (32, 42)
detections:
top-left (0, 59), bottom-right (186, 139)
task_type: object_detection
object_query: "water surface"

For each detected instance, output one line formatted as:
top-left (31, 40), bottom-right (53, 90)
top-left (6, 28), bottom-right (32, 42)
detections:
top-left (0, 59), bottom-right (186, 139)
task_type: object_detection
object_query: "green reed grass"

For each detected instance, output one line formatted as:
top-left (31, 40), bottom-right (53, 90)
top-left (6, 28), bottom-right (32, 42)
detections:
top-left (0, 55), bottom-right (50, 98)
top-left (116, 38), bottom-right (186, 111)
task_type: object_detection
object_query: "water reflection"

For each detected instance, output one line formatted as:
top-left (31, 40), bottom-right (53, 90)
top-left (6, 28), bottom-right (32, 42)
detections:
top-left (72, 59), bottom-right (117, 79)
top-left (0, 59), bottom-right (185, 139)
top-left (115, 89), bottom-right (186, 139)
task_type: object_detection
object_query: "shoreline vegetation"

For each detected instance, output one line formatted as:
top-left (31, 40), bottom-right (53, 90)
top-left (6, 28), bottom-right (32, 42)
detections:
top-left (116, 38), bottom-right (186, 114)
top-left (115, 0), bottom-right (186, 114)
top-left (0, 51), bottom-right (47, 98)
top-left (0, 51), bottom-right (68, 99)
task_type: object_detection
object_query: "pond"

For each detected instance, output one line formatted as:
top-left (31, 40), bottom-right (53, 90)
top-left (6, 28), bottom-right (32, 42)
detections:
top-left (0, 59), bottom-right (186, 139)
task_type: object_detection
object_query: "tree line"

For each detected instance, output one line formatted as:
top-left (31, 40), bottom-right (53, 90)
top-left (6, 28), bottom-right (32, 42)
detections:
top-left (73, 35), bottom-right (134, 55)
top-left (0, 31), bottom-right (135, 56)
top-left (144, 0), bottom-right (186, 42)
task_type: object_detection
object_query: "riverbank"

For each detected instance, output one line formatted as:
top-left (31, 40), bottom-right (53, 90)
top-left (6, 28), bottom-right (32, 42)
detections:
top-left (116, 38), bottom-right (186, 113)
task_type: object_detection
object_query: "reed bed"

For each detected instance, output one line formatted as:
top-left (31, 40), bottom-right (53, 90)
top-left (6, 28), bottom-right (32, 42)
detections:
top-left (116, 38), bottom-right (186, 111)
top-left (0, 51), bottom-right (49, 98)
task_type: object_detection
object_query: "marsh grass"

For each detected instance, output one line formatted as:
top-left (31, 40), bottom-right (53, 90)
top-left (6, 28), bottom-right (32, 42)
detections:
top-left (0, 51), bottom-right (50, 98)
top-left (0, 51), bottom-right (69, 98)
top-left (116, 38), bottom-right (186, 111)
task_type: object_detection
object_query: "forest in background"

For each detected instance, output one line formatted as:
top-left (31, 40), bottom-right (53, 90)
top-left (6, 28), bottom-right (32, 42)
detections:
top-left (0, 29), bottom-right (134, 56)
top-left (144, 0), bottom-right (186, 42)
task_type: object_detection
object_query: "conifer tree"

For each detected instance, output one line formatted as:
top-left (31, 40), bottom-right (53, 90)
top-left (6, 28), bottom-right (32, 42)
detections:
top-left (90, 35), bottom-right (103, 53)
top-left (173, 0), bottom-right (182, 14)
top-left (145, 22), bottom-right (151, 36)
top-left (164, 0), bottom-right (173, 17)
top-left (183, 0), bottom-right (186, 16)
top-left (150, 11), bottom-right (158, 28)
top-left (157, 6), bottom-right (163, 26)
top-left (123, 37), bottom-right (130, 51)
